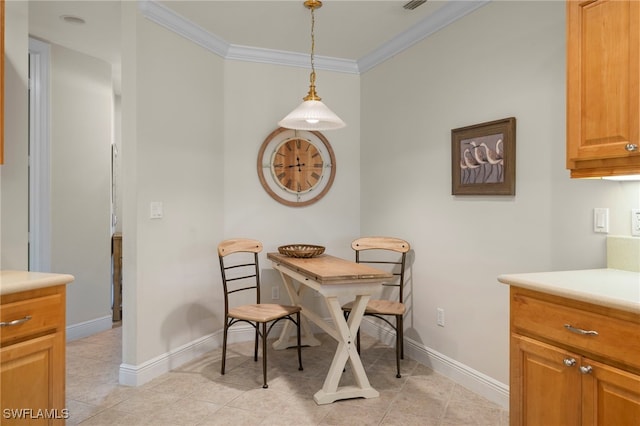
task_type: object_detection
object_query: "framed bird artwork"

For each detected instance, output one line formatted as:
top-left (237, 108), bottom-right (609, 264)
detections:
top-left (451, 117), bottom-right (516, 196)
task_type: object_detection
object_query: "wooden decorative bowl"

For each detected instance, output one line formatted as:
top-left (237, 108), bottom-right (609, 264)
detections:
top-left (278, 244), bottom-right (325, 258)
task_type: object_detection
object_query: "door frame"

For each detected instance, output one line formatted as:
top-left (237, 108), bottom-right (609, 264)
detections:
top-left (28, 37), bottom-right (51, 272)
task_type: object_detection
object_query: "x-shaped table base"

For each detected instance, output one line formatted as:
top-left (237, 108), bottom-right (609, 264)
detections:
top-left (270, 259), bottom-right (385, 404)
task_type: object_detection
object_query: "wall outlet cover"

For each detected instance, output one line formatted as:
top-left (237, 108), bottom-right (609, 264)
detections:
top-left (632, 209), bottom-right (640, 237)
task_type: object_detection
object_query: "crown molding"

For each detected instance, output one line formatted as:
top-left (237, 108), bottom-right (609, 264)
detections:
top-left (358, 0), bottom-right (491, 73)
top-left (226, 45), bottom-right (359, 74)
top-left (138, 0), bottom-right (230, 57)
top-left (138, 0), bottom-right (490, 75)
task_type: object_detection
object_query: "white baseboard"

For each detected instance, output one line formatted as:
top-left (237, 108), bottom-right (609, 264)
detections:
top-left (117, 318), bottom-right (508, 409)
top-left (359, 318), bottom-right (509, 409)
top-left (119, 322), bottom-right (278, 387)
top-left (66, 315), bottom-right (113, 342)
top-left (120, 331), bottom-right (220, 386)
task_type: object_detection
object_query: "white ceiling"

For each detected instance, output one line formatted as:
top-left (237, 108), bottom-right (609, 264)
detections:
top-left (27, 0), bottom-right (481, 91)
top-left (159, 0), bottom-right (445, 60)
top-left (29, 0), bottom-right (123, 67)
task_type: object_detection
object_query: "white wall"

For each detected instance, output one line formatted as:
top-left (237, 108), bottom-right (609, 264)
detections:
top-left (49, 44), bottom-right (113, 328)
top-left (360, 0), bottom-right (640, 391)
top-left (121, 4), bottom-right (226, 366)
top-left (1, 0), bottom-right (29, 270)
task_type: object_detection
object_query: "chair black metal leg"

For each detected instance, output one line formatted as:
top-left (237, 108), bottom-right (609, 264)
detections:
top-left (395, 331), bottom-right (401, 378)
top-left (221, 321), bottom-right (229, 375)
top-left (296, 312), bottom-right (303, 371)
top-left (399, 315), bottom-right (404, 359)
top-left (262, 322), bottom-right (268, 388)
top-left (254, 324), bottom-right (259, 362)
top-left (395, 315), bottom-right (402, 378)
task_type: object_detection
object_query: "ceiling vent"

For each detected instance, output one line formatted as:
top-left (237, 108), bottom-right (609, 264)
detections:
top-left (403, 0), bottom-right (427, 10)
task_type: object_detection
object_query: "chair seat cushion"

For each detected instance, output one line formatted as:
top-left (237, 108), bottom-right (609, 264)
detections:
top-left (229, 304), bottom-right (301, 323)
top-left (342, 299), bottom-right (406, 316)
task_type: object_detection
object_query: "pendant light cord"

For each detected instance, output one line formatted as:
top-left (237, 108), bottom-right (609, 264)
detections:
top-left (304, 4), bottom-right (319, 101)
top-left (277, 0), bottom-right (346, 130)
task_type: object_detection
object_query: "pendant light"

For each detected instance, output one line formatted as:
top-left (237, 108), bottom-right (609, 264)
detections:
top-left (278, 0), bottom-right (346, 131)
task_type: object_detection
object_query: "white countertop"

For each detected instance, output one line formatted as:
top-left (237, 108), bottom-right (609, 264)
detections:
top-left (0, 270), bottom-right (75, 296)
top-left (498, 268), bottom-right (640, 314)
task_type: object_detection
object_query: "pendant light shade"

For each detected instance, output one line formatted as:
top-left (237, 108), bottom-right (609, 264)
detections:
top-left (278, 100), bottom-right (346, 131)
top-left (278, 0), bottom-right (346, 131)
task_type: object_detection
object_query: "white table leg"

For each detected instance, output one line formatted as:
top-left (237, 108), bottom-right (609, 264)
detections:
top-left (313, 294), bottom-right (379, 405)
top-left (272, 271), bottom-right (321, 350)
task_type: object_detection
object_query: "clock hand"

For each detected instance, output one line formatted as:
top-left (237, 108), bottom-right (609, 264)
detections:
top-left (287, 157), bottom-right (306, 172)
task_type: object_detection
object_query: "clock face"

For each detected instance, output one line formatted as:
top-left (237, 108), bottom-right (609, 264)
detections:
top-left (272, 138), bottom-right (323, 193)
top-left (257, 127), bottom-right (336, 207)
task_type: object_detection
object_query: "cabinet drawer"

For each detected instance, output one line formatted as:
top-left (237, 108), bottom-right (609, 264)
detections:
top-left (512, 293), bottom-right (640, 370)
top-left (0, 294), bottom-right (63, 344)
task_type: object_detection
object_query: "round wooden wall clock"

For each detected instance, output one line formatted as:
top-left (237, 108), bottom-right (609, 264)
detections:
top-left (257, 127), bottom-right (336, 207)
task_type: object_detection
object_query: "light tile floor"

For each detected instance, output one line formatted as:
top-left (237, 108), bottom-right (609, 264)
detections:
top-left (66, 325), bottom-right (508, 425)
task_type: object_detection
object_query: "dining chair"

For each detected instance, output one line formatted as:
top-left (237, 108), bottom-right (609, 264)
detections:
top-left (218, 238), bottom-right (303, 388)
top-left (342, 236), bottom-right (410, 378)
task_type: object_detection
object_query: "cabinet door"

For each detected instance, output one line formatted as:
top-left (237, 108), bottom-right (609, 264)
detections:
top-left (581, 357), bottom-right (640, 426)
top-left (567, 0), bottom-right (640, 177)
top-left (0, 333), bottom-right (65, 425)
top-left (511, 334), bottom-right (581, 426)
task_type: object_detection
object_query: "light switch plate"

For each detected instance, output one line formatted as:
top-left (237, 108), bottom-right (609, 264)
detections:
top-left (150, 201), bottom-right (163, 219)
top-left (594, 208), bottom-right (609, 233)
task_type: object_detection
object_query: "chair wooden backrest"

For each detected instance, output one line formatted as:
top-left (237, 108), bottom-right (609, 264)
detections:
top-left (352, 237), bottom-right (410, 303)
top-left (218, 238), bottom-right (263, 315)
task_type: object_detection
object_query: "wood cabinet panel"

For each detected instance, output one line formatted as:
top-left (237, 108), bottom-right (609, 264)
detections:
top-left (511, 334), bottom-right (581, 426)
top-left (509, 286), bottom-right (640, 426)
top-left (582, 358), bottom-right (640, 425)
top-left (0, 285), bottom-right (67, 425)
top-left (511, 292), bottom-right (640, 370)
top-left (0, 294), bottom-right (63, 345)
top-left (567, 0), bottom-right (640, 177)
top-left (0, 333), bottom-right (65, 424)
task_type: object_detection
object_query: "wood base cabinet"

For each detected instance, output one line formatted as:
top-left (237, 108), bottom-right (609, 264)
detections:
top-left (566, 0), bottom-right (640, 178)
top-left (509, 287), bottom-right (640, 425)
top-left (1, 285), bottom-right (67, 425)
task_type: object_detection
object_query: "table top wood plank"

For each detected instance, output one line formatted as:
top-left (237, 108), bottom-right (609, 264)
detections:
top-left (267, 253), bottom-right (393, 285)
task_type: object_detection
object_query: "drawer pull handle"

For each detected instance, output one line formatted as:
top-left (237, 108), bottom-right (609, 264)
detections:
top-left (0, 315), bottom-right (33, 327)
top-left (625, 143), bottom-right (638, 152)
top-left (563, 358), bottom-right (576, 367)
top-left (564, 324), bottom-right (598, 336)
top-left (580, 365), bottom-right (593, 375)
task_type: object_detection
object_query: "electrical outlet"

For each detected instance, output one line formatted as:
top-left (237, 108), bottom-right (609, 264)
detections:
top-left (437, 308), bottom-right (445, 327)
top-left (271, 286), bottom-right (279, 300)
top-left (632, 209), bottom-right (640, 237)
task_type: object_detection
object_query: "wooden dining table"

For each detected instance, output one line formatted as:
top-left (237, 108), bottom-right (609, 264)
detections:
top-left (267, 252), bottom-right (393, 405)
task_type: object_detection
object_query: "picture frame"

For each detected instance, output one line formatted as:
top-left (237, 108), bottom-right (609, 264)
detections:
top-left (451, 117), bottom-right (516, 195)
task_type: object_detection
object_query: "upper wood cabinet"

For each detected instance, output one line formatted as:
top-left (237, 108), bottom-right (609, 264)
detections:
top-left (567, 0), bottom-right (640, 178)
